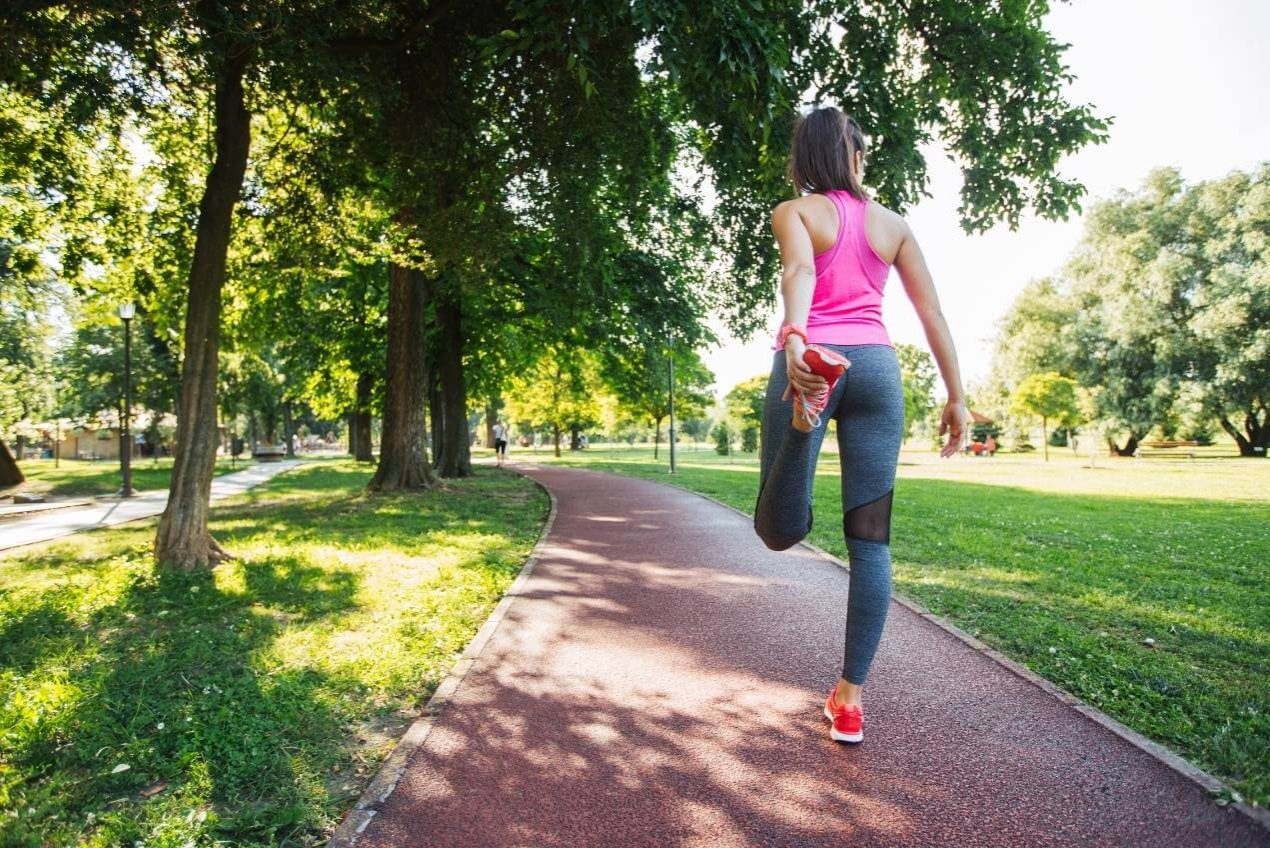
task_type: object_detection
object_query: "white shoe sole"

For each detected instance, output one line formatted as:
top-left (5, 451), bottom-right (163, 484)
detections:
top-left (823, 704), bottom-right (863, 743)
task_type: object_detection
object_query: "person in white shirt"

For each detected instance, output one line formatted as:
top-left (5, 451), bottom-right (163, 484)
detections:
top-left (492, 420), bottom-right (508, 467)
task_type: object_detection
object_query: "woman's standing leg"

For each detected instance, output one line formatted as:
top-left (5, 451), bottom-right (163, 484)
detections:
top-left (754, 351), bottom-right (845, 550)
top-left (832, 345), bottom-right (905, 700)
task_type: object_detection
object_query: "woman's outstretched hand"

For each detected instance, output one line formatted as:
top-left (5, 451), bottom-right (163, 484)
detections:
top-left (784, 337), bottom-right (827, 399)
top-left (939, 399), bottom-right (971, 458)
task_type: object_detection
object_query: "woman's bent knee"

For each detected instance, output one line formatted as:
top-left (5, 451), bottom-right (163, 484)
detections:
top-left (754, 520), bottom-right (803, 551)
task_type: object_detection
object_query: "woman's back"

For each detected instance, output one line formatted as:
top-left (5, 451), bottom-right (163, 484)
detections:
top-left (775, 190), bottom-right (903, 348)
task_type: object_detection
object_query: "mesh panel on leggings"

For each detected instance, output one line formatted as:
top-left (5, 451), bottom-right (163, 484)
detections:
top-left (843, 489), bottom-right (893, 544)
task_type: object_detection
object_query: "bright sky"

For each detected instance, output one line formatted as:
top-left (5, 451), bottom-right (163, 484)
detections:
top-left (701, 0), bottom-right (1270, 398)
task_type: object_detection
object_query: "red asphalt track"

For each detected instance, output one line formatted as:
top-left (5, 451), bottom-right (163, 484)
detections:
top-left (352, 464), bottom-right (1267, 848)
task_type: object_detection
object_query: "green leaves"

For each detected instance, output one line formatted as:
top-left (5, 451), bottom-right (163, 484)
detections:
top-left (994, 165), bottom-right (1269, 454)
top-left (897, 343), bottom-right (937, 440)
top-left (1011, 371), bottom-right (1080, 424)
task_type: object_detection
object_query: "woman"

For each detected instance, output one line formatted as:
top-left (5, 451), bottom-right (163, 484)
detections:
top-left (492, 419), bottom-right (509, 467)
top-left (754, 106), bottom-right (969, 744)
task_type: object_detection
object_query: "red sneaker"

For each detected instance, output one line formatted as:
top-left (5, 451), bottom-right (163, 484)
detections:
top-left (823, 690), bottom-right (863, 743)
top-left (791, 346), bottom-right (851, 428)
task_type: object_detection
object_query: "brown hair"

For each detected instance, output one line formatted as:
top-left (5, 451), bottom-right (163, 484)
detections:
top-left (787, 106), bottom-right (867, 199)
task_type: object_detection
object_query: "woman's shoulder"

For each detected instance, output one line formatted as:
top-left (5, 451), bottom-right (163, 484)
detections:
top-left (772, 193), bottom-right (837, 225)
top-left (862, 199), bottom-right (912, 262)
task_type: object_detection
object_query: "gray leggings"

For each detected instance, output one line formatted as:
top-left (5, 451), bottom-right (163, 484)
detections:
top-left (753, 344), bottom-right (904, 684)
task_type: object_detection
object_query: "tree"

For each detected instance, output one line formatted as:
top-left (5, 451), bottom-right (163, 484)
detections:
top-left (1010, 372), bottom-right (1079, 461)
top-left (326, 0), bottom-right (1109, 478)
top-left (0, 239), bottom-right (56, 484)
top-left (896, 343), bottom-right (937, 441)
top-left (725, 377), bottom-right (767, 429)
top-left (610, 346), bottom-right (714, 460)
top-left (368, 264), bottom-right (435, 488)
top-left (993, 278), bottom-right (1080, 390)
top-left (679, 417), bottom-right (710, 447)
top-left (725, 375), bottom-right (767, 453)
top-left (54, 311), bottom-right (171, 429)
top-left (504, 349), bottom-right (601, 458)
top-left (4, 0), bottom-right (1111, 548)
top-left (1186, 166), bottom-right (1269, 456)
top-left (0, 87), bottom-right (81, 482)
top-left (713, 422), bottom-right (732, 456)
top-left (998, 166), bottom-right (1269, 456)
top-left (642, 0), bottom-right (1108, 335)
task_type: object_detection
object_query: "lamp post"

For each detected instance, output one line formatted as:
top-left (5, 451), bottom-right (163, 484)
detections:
top-left (118, 303), bottom-right (135, 498)
top-left (667, 331), bottom-right (677, 475)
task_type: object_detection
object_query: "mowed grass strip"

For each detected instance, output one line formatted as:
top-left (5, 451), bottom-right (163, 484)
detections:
top-left (0, 460), bottom-right (547, 847)
top-left (9, 456), bottom-right (257, 500)
top-left (522, 446), bottom-right (1270, 807)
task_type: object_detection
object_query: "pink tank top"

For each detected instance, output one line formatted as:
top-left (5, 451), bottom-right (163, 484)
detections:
top-left (775, 190), bottom-right (892, 349)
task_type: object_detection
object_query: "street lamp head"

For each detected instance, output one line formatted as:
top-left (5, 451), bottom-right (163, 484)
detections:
top-left (118, 303), bottom-right (136, 321)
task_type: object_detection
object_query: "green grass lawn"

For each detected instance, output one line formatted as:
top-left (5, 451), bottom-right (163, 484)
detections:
top-left (0, 459), bottom-right (548, 847)
top-left (503, 443), bottom-right (1270, 807)
top-left (7, 456), bottom-right (259, 500)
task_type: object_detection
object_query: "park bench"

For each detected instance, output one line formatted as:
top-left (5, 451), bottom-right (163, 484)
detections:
top-left (1134, 439), bottom-right (1198, 460)
top-left (252, 445), bottom-right (287, 462)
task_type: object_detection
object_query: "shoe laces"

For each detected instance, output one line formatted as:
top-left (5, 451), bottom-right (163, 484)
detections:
top-left (797, 387), bottom-right (831, 429)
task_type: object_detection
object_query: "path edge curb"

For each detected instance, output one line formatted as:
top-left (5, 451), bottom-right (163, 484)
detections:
top-left (666, 478), bottom-right (1268, 832)
top-left (326, 470), bottom-right (559, 847)
top-left (0, 459), bottom-right (300, 553)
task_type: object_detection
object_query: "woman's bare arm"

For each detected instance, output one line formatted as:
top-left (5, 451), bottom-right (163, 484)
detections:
top-left (771, 200), bottom-right (826, 396)
top-left (893, 222), bottom-right (969, 457)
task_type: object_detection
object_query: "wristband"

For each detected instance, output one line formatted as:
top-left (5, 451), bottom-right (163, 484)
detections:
top-left (777, 324), bottom-right (808, 348)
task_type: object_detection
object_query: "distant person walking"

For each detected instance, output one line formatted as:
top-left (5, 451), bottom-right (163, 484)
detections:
top-left (753, 106), bottom-right (970, 744)
top-left (492, 420), bottom-right (509, 468)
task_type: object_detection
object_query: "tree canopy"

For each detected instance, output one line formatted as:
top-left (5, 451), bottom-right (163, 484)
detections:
top-left (994, 166), bottom-right (1268, 456)
top-left (1, 0), bottom-right (1111, 568)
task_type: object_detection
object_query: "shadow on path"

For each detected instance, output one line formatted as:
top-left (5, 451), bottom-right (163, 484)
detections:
top-left (355, 465), bottom-right (1269, 848)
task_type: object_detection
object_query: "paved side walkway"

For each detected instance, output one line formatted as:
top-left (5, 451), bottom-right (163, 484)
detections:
top-left (0, 461), bottom-right (300, 552)
top-left (352, 465), bottom-right (1266, 848)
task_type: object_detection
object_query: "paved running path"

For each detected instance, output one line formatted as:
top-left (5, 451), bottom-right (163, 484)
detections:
top-left (353, 465), bottom-right (1267, 848)
top-left (0, 461), bottom-right (299, 552)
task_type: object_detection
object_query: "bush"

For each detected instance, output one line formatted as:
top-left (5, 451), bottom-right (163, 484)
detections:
top-left (740, 425), bottom-right (758, 452)
top-left (712, 423), bottom-right (731, 455)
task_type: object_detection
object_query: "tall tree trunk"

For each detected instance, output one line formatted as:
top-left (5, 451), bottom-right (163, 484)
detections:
top-left (436, 291), bottom-right (471, 478)
top-left (427, 363), bottom-right (443, 467)
top-left (1219, 414), bottom-right (1259, 457)
top-left (654, 417), bottom-right (662, 459)
top-left (154, 44), bottom-right (252, 570)
top-left (570, 424), bottom-right (581, 451)
top-left (1105, 433), bottom-right (1140, 457)
top-left (264, 408), bottom-right (278, 445)
top-left (353, 371), bottom-right (374, 461)
top-left (0, 440), bottom-right (23, 486)
top-left (485, 398), bottom-right (498, 448)
top-left (283, 400), bottom-right (295, 457)
top-left (369, 264), bottom-right (436, 491)
top-left (553, 424), bottom-right (562, 458)
top-left (347, 412), bottom-right (357, 456)
top-left (1041, 416), bottom-right (1049, 462)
